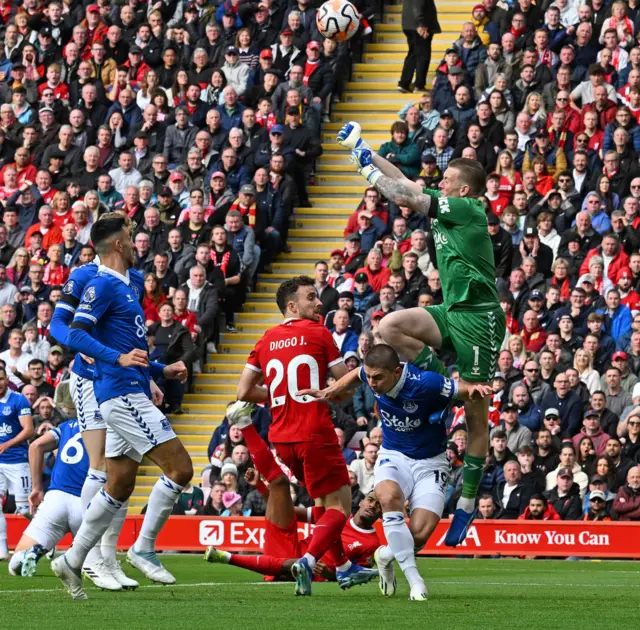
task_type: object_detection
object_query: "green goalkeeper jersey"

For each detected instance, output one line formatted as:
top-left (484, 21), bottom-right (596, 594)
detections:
top-left (422, 188), bottom-right (498, 309)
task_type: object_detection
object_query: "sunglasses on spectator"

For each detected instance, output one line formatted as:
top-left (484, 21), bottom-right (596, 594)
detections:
top-left (525, 368), bottom-right (539, 372)
top-left (628, 421), bottom-right (640, 426)
top-left (632, 185), bottom-right (640, 189)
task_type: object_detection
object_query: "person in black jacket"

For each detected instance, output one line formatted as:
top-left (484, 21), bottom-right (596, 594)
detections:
top-left (512, 227), bottom-right (554, 278)
top-left (210, 226), bottom-right (243, 333)
top-left (488, 213), bottom-right (513, 279)
top-left (398, 0), bottom-right (441, 93)
top-left (314, 261), bottom-right (339, 316)
top-left (492, 460), bottom-right (535, 518)
top-left (543, 467), bottom-right (583, 519)
top-left (180, 265), bottom-right (219, 354)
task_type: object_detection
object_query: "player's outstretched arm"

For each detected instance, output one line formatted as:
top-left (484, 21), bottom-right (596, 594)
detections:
top-left (457, 382), bottom-right (493, 401)
top-left (237, 367), bottom-right (269, 404)
top-left (297, 366), bottom-right (361, 401)
top-left (28, 430), bottom-right (57, 515)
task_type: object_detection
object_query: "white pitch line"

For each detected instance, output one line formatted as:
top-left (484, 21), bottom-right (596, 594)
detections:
top-left (2, 579), bottom-right (640, 596)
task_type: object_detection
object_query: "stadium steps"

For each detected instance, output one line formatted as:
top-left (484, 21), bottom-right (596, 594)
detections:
top-left (128, 0), bottom-right (470, 510)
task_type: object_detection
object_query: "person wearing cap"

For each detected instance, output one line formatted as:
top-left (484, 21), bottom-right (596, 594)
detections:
top-left (301, 40), bottom-right (333, 106)
top-left (606, 350), bottom-right (638, 393)
top-left (543, 465), bottom-right (584, 520)
top-left (486, 213), bottom-right (512, 279)
top-left (547, 443), bottom-right (589, 495)
top-left (221, 46), bottom-right (250, 96)
top-left (583, 489), bottom-right (613, 520)
top-left (325, 292), bottom-right (363, 336)
top-left (270, 28), bottom-right (304, 77)
top-left (491, 398), bottom-right (534, 452)
top-left (352, 271), bottom-right (376, 316)
top-left (571, 409), bottom-right (610, 455)
top-left (344, 189), bottom-right (387, 240)
top-left (253, 123), bottom-right (294, 171)
top-left (614, 265), bottom-right (640, 314)
top-left (340, 233), bottom-right (365, 276)
top-left (432, 65), bottom-right (466, 113)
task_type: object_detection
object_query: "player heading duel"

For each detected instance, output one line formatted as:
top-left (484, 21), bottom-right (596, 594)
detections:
top-left (337, 122), bottom-right (506, 546)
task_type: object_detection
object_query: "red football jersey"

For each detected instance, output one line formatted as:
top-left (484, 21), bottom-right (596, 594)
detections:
top-left (245, 318), bottom-right (344, 443)
top-left (323, 518), bottom-right (380, 569)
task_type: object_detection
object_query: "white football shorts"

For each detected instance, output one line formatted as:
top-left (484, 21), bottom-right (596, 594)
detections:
top-left (100, 392), bottom-right (176, 463)
top-left (69, 372), bottom-right (106, 432)
top-left (0, 462), bottom-right (31, 503)
top-left (24, 489), bottom-right (82, 549)
top-left (374, 448), bottom-right (451, 516)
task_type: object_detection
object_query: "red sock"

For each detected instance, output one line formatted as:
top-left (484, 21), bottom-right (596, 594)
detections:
top-left (229, 554), bottom-right (286, 576)
top-left (306, 508), bottom-right (347, 564)
top-left (240, 423), bottom-right (283, 483)
top-left (310, 506), bottom-right (325, 524)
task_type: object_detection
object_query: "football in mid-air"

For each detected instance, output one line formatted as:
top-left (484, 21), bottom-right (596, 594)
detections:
top-left (316, 0), bottom-right (361, 41)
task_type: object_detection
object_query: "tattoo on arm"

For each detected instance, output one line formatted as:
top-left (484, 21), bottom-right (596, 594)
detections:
top-left (374, 175), bottom-right (432, 215)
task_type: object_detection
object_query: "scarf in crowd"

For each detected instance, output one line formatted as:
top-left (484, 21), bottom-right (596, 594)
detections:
top-left (539, 48), bottom-right (553, 68)
top-left (231, 199), bottom-right (256, 227)
top-left (609, 16), bottom-right (634, 35)
top-left (45, 366), bottom-right (63, 388)
top-left (211, 248), bottom-right (231, 276)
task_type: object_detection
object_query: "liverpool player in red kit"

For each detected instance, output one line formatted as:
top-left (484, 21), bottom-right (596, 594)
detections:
top-left (234, 276), bottom-right (378, 595)
top-left (205, 469), bottom-right (382, 581)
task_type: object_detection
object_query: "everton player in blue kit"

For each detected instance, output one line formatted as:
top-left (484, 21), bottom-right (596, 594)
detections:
top-left (9, 419), bottom-right (88, 578)
top-left (51, 215), bottom-right (192, 600)
top-left (0, 367), bottom-right (34, 562)
top-left (298, 345), bottom-right (490, 601)
top-left (51, 256), bottom-right (141, 591)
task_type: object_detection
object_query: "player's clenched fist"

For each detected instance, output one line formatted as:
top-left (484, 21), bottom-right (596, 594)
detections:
top-left (163, 361), bottom-right (188, 382)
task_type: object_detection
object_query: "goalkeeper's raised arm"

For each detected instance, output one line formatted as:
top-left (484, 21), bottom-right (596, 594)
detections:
top-left (336, 121), bottom-right (432, 215)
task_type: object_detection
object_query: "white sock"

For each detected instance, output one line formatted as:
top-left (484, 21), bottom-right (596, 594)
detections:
top-left (65, 488), bottom-right (123, 570)
top-left (382, 512), bottom-right (424, 589)
top-left (456, 497), bottom-right (475, 512)
top-left (15, 502), bottom-right (31, 519)
top-left (81, 469), bottom-right (107, 513)
top-left (302, 553), bottom-right (317, 570)
top-left (101, 501), bottom-right (128, 563)
top-left (134, 475), bottom-right (183, 553)
top-left (377, 544), bottom-right (395, 564)
top-left (0, 511), bottom-right (8, 557)
top-left (9, 550), bottom-right (24, 574)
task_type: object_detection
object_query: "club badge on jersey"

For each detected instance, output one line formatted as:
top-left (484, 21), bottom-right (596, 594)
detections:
top-left (360, 363), bottom-right (457, 460)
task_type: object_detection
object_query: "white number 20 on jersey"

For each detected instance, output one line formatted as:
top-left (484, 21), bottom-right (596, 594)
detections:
top-left (266, 355), bottom-right (320, 408)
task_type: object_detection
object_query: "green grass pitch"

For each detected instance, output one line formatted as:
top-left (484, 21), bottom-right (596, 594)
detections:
top-left (1, 555), bottom-right (639, 629)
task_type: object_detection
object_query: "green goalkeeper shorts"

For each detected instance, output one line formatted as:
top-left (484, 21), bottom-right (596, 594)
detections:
top-left (424, 303), bottom-right (506, 382)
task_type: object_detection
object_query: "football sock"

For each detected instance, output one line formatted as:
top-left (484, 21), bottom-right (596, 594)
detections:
top-left (101, 500), bottom-right (129, 563)
top-left (310, 506), bottom-right (325, 524)
top-left (81, 469), bottom-right (107, 513)
top-left (459, 454), bottom-right (486, 509)
top-left (376, 544), bottom-right (395, 564)
top-left (382, 511), bottom-right (423, 589)
top-left (134, 475), bottom-right (183, 553)
top-left (412, 345), bottom-right (446, 376)
top-left (0, 511), bottom-right (8, 557)
top-left (9, 551), bottom-right (24, 573)
top-left (229, 554), bottom-right (285, 577)
top-left (304, 508), bottom-right (347, 569)
top-left (66, 488), bottom-right (122, 571)
top-left (239, 423), bottom-right (283, 483)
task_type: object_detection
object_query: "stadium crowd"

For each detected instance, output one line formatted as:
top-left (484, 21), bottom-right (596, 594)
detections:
top-left (2, 0), bottom-right (640, 528)
top-left (0, 0), bottom-right (376, 518)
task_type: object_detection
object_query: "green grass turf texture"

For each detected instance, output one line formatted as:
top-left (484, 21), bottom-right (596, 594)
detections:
top-left (1, 555), bottom-right (639, 629)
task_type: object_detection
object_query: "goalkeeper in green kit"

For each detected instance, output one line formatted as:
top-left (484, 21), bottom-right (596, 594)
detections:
top-left (337, 122), bottom-right (506, 547)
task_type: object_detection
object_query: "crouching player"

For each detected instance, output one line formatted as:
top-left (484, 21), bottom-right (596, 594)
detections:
top-left (205, 467), bottom-right (381, 581)
top-left (9, 419), bottom-right (88, 577)
top-left (299, 345), bottom-right (491, 600)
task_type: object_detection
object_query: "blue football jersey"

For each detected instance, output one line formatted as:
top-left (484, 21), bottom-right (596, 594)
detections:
top-left (51, 263), bottom-right (99, 381)
top-left (69, 266), bottom-right (151, 404)
top-left (359, 363), bottom-right (457, 460)
top-left (0, 391), bottom-right (33, 464)
top-left (49, 420), bottom-right (89, 497)
top-left (52, 263), bottom-right (145, 382)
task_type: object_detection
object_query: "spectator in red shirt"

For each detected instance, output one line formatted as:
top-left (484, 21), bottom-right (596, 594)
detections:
top-left (390, 216), bottom-right (412, 254)
top-left (485, 172), bottom-right (511, 215)
top-left (521, 310), bottom-right (548, 352)
top-left (0, 147), bottom-right (38, 187)
top-left (355, 249), bottom-right (392, 293)
top-left (143, 273), bottom-right (167, 326)
top-left (42, 244), bottom-right (69, 286)
top-left (343, 188), bottom-right (388, 238)
top-left (173, 288), bottom-right (200, 342)
top-left (25, 206), bottom-right (64, 250)
top-left (518, 494), bottom-right (561, 520)
top-left (616, 266), bottom-right (640, 312)
top-left (37, 63), bottom-right (69, 103)
top-left (613, 466), bottom-right (640, 521)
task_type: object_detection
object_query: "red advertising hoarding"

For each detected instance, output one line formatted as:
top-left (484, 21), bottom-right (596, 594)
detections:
top-left (6, 515), bottom-right (639, 558)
